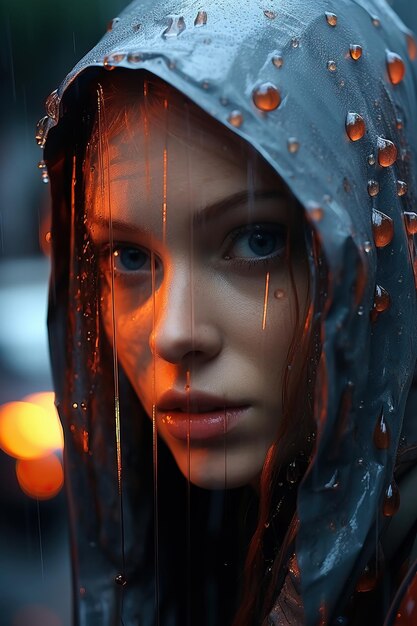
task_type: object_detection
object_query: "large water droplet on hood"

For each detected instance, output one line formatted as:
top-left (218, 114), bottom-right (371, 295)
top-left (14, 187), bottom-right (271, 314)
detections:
top-left (350, 44), bottom-right (363, 61)
top-left (373, 285), bottom-right (390, 313)
top-left (325, 12), bottom-right (337, 27)
top-left (264, 10), bottom-right (276, 19)
top-left (396, 180), bottom-right (408, 196)
top-left (407, 33), bottom-right (417, 61)
top-left (107, 17), bottom-right (120, 32)
top-left (345, 112), bottom-right (366, 141)
top-left (35, 116), bottom-right (49, 148)
top-left (372, 209), bottom-right (394, 247)
top-left (194, 10), bottom-right (207, 26)
top-left (327, 60), bottom-right (337, 72)
top-left (386, 51), bottom-right (406, 85)
top-left (287, 138), bottom-right (300, 153)
top-left (272, 54), bottom-right (284, 69)
top-left (163, 16), bottom-right (186, 38)
top-left (228, 110), bottom-right (243, 127)
top-left (115, 574), bottom-right (127, 586)
top-left (103, 53), bottom-right (125, 69)
top-left (377, 137), bottom-right (397, 167)
top-left (371, 15), bottom-right (381, 28)
top-left (373, 409), bottom-right (390, 449)
top-left (367, 180), bottom-right (379, 197)
top-left (252, 82), bottom-right (281, 111)
top-left (383, 480), bottom-right (400, 517)
top-left (404, 212), bottom-right (417, 235)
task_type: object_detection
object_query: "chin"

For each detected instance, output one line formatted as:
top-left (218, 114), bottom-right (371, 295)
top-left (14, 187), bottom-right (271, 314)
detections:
top-left (172, 445), bottom-right (265, 490)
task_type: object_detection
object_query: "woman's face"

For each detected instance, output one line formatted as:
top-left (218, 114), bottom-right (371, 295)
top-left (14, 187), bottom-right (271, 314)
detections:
top-left (88, 87), bottom-right (309, 489)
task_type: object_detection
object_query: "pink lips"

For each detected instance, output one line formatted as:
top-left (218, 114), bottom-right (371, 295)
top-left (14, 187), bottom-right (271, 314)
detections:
top-left (157, 390), bottom-right (249, 441)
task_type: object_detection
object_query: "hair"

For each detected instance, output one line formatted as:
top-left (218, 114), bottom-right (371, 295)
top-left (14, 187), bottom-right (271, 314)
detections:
top-left (51, 68), bottom-right (323, 625)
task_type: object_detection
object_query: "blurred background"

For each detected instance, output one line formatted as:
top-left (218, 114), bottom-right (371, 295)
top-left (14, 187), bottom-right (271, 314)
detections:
top-left (0, 1), bottom-right (416, 625)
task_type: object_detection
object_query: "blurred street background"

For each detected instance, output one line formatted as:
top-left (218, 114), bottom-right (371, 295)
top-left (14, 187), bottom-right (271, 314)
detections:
top-left (0, 1), bottom-right (416, 625)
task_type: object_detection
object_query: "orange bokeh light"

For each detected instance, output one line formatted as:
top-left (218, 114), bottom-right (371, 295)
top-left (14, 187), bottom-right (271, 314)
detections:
top-left (16, 454), bottom-right (64, 500)
top-left (0, 393), bottom-right (63, 460)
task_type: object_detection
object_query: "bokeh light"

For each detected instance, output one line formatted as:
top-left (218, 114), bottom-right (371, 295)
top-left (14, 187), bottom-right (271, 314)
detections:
top-left (16, 454), bottom-right (64, 500)
top-left (0, 393), bottom-right (63, 460)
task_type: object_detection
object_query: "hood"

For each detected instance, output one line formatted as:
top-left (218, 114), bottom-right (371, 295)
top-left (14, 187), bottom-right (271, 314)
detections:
top-left (38, 0), bottom-right (417, 624)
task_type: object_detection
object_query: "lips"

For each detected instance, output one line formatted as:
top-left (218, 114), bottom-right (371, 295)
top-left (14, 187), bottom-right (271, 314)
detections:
top-left (156, 390), bottom-right (250, 441)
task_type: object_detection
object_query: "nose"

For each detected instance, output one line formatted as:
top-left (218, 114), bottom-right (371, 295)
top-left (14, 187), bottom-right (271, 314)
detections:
top-left (149, 266), bottom-right (222, 365)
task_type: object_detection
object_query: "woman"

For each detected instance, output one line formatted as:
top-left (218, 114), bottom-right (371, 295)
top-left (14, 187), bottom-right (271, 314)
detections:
top-left (37, 0), bottom-right (417, 624)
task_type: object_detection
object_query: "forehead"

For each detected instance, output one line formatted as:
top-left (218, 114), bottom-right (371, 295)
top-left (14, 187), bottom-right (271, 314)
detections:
top-left (87, 85), bottom-right (294, 232)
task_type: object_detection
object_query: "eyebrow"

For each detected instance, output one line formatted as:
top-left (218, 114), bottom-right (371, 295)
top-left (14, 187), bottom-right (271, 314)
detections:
top-left (193, 189), bottom-right (287, 225)
top-left (91, 189), bottom-right (288, 235)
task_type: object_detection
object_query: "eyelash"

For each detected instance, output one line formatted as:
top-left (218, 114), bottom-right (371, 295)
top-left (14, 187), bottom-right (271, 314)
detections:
top-left (98, 222), bottom-right (287, 275)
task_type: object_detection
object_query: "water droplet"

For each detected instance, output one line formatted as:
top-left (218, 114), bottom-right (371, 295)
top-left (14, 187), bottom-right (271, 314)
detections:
top-left (115, 574), bottom-right (127, 586)
top-left (325, 12), bottom-right (337, 26)
top-left (252, 82), bottom-right (281, 111)
top-left (287, 137), bottom-right (300, 153)
top-left (324, 470), bottom-right (340, 489)
top-left (373, 409), bottom-right (390, 449)
top-left (194, 10), bottom-right (207, 26)
top-left (41, 170), bottom-right (49, 184)
top-left (368, 154), bottom-right (376, 166)
top-left (363, 240), bottom-right (372, 253)
top-left (107, 17), bottom-right (120, 32)
top-left (45, 89), bottom-right (60, 122)
top-left (356, 562), bottom-right (379, 592)
top-left (406, 33), bottom-right (417, 61)
top-left (367, 180), bottom-right (380, 197)
top-left (127, 52), bottom-right (143, 64)
top-left (163, 16), bottom-right (186, 38)
top-left (288, 554), bottom-right (300, 582)
top-left (264, 9), bottom-right (276, 19)
top-left (132, 21), bottom-right (141, 32)
top-left (374, 285), bottom-right (390, 313)
top-left (72, 402), bottom-right (78, 409)
top-left (371, 15), bottom-right (381, 28)
top-left (286, 460), bottom-right (299, 484)
top-left (308, 204), bottom-right (324, 222)
top-left (396, 117), bottom-right (404, 130)
top-left (377, 137), bottom-right (397, 167)
top-left (327, 60), bottom-right (337, 72)
top-left (350, 44), bottom-right (363, 60)
top-left (383, 480), bottom-right (400, 516)
top-left (35, 116), bottom-right (49, 148)
top-left (274, 288), bottom-right (286, 299)
top-left (386, 50), bottom-right (406, 85)
top-left (404, 212), bottom-right (417, 235)
top-left (272, 54), bottom-right (284, 69)
top-left (345, 112), bottom-right (366, 141)
top-left (103, 54), bottom-right (118, 70)
top-left (396, 180), bottom-right (408, 196)
top-left (372, 209), bottom-right (394, 247)
top-left (291, 38), bottom-right (299, 48)
top-left (227, 110), bottom-right (243, 127)
top-left (45, 231), bottom-right (52, 243)
top-left (264, 520), bottom-right (270, 528)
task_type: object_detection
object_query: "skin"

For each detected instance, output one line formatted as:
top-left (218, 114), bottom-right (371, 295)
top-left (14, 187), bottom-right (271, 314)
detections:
top-left (87, 84), bottom-right (309, 489)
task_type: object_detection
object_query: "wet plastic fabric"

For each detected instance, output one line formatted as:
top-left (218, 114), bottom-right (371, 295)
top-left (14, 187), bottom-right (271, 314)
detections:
top-left (39, 0), bottom-right (417, 624)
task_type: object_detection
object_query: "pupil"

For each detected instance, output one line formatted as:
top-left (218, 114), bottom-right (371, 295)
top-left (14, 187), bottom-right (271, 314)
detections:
top-left (249, 231), bottom-right (276, 256)
top-left (119, 248), bottom-right (146, 270)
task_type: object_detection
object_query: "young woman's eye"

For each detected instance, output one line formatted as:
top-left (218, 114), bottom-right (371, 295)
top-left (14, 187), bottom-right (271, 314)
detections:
top-left (113, 246), bottom-right (151, 272)
top-left (225, 224), bottom-right (287, 260)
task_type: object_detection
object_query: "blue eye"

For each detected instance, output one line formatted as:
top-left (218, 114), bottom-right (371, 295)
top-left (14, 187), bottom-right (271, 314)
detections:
top-left (113, 246), bottom-right (150, 271)
top-left (226, 224), bottom-right (287, 260)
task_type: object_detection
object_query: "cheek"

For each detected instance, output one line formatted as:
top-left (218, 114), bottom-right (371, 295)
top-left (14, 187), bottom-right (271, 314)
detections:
top-left (100, 282), bottom-right (154, 389)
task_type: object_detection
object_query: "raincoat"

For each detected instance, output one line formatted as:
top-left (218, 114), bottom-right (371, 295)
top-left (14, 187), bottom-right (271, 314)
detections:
top-left (37, 0), bottom-right (417, 624)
